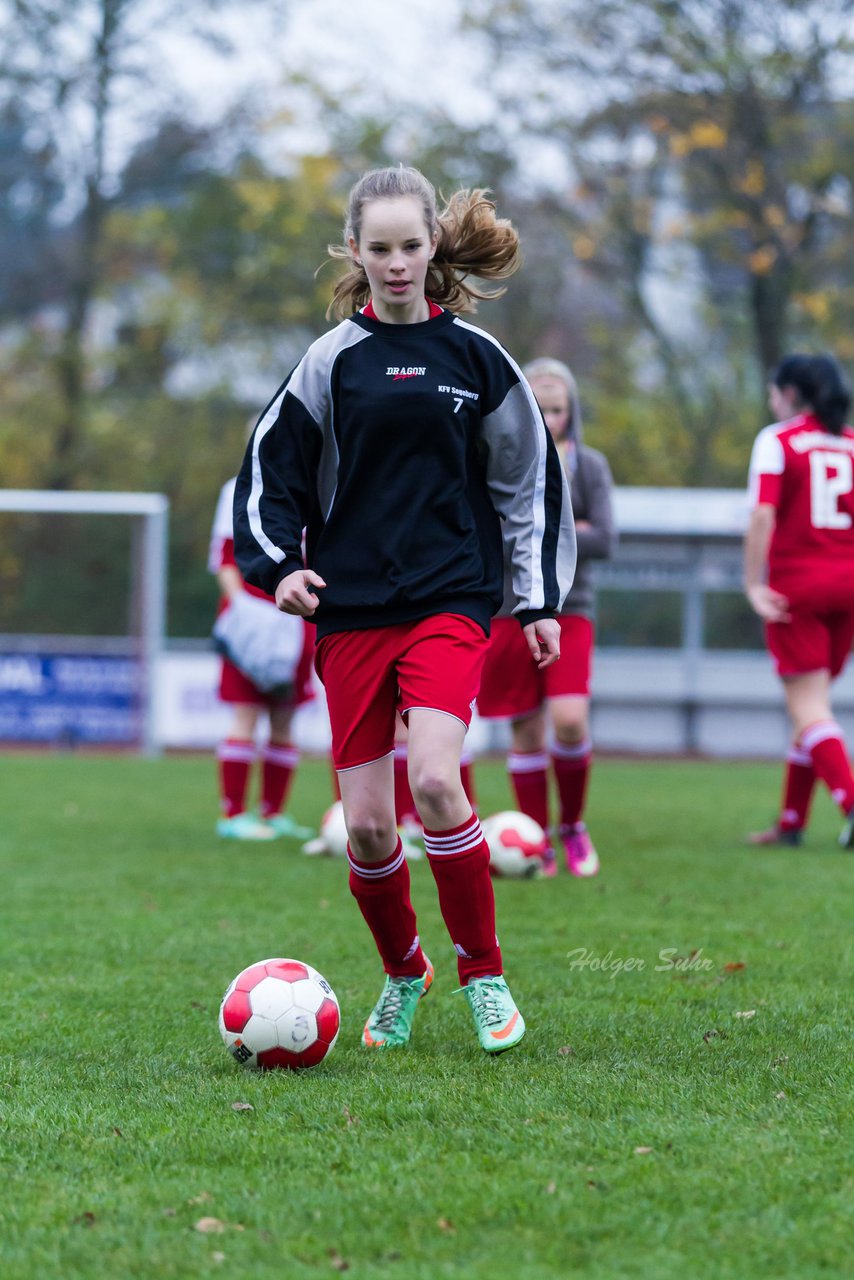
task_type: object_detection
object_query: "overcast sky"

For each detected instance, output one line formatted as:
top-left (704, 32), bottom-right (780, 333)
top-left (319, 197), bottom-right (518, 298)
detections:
top-left (156, 0), bottom-right (494, 147)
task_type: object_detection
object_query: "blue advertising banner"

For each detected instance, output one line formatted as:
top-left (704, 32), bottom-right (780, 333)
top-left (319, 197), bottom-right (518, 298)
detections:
top-left (0, 652), bottom-right (142, 745)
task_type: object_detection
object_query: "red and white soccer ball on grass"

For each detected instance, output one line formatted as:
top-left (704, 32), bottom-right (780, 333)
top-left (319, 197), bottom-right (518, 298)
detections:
top-left (219, 958), bottom-right (340, 1070)
top-left (482, 810), bottom-right (549, 878)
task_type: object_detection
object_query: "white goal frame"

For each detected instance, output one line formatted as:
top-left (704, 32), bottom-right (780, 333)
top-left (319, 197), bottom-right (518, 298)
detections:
top-left (0, 489), bottom-right (169, 756)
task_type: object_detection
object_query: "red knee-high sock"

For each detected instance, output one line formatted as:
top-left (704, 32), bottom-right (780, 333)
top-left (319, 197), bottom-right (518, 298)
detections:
top-left (551, 738), bottom-right (592, 829)
top-left (393, 743), bottom-right (418, 825)
top-left (780, 741), bottom-right (816, 831)
top-left (259, 741), bottom-right (299, 818)
top-left (802, 720), bottom-right (854, 814)
top-left (348, 839), bottom-right (427, 978)
top-left (460, 749), bottom-right (478, 811)
top-left (507, 749), bottom-right (550, 831)
top-left (423, 813), bottom-right (502, 984)
top-left (217, 738), bottom-right (255, 817)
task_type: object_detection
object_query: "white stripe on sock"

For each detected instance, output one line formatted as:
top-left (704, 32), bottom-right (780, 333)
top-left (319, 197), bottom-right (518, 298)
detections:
top-left (508, 751), bottom-right (549, 772)
top-left (347, 842), bottom-right (405, 879)
top-left (217, 742), bottom-right (256, 763)
top-left (263, 745), bottom-right (299, 767)
top-left (551, 738), bottom-right (592, 761)
top-left (423, 815), bottom-right (483, 857)
top-left (801, 721), bottom-right (843, 752)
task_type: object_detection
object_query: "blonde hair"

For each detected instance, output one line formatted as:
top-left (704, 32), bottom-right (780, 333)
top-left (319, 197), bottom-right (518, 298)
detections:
top-left (326, 166), bottom-right (521, 320)
top-left (523, 357), bottom-right (583, 440)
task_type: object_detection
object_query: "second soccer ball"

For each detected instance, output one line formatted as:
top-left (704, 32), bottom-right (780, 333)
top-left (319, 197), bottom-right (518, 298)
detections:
top-left (481, 811), bottom-right (548, 879)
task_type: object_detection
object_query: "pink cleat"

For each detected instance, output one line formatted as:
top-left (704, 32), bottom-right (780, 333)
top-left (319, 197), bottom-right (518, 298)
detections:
top-left (562, 824), bottom-right (600, 877)
top-left (541, 847), bottom-right (558, 878)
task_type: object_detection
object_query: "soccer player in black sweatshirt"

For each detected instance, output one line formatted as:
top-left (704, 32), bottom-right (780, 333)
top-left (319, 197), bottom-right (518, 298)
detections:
top-left (234, 165), bottom-right (576, 1054)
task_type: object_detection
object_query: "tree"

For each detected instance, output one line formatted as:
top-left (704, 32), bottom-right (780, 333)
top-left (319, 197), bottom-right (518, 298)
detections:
top-left (0, 0), bottom-right (284, 488)
top-left (466, 0), bottom-right (854, 479)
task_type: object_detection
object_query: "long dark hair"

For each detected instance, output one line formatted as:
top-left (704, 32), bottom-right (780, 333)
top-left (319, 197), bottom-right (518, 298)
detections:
top-left (772, 353), bottom-right (851, 435)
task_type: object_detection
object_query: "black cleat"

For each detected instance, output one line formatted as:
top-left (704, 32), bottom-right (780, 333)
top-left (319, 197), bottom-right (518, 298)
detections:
top-left (747, 824), bottom-right (803, 848)
top-left (838, 808), bottom-right (854, 849)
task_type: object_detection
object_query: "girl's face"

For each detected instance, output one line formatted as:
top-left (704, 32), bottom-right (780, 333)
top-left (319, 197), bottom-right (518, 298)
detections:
top-left (530, 375), bottom-right (572, 444)
top-left (768, 381), bottom-right (800, 421)
top-left (350, 195), bottom-right (438, 324)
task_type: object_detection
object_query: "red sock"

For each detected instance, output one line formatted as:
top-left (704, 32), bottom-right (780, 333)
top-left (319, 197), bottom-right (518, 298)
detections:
top-left (780, 741), bottom-right (816, 831)
top-left (551, 739), bottom-right (592, 829)
top-left (217, 738), bottom-right (255, 817)
top-left (460, 750), bottom-right (478, 811)
top-left (393, 743), bottom-right (418, 825)
top-left (802, 721), bottom-right (854, 814)
top-left (423, 814), bottom-right (502, 984)
top-left (348, 839), bottom-right (426, 978)
top-left (507, 750), bottom-right (550, 831)
top-left (259, 741), bottom-right (299, 818)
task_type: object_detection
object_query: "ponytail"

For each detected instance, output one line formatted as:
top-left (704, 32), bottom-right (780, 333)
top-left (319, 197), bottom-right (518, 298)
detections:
top-left (808, 355), bottom-right (851, 435)
top-left (326, 166), bottom-right (521, 320)
top-left (426, 189), bottom-right (521, 314)
top-left (772, 353), bottom-right (851, 435)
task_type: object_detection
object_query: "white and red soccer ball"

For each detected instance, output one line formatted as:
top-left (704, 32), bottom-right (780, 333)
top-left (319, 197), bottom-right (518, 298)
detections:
top-left (219, 958), bottom-right (340, 1070)
top-left (482, 810), bottom-right (548, 878)
top-left (301, 799), bottom-right (423, 861)
top-left (300, 801), bottom-right (349, 857)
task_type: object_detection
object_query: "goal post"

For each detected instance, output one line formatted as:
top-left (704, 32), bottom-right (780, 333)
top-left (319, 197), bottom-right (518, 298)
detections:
top-left (0, 489), bottom-right (169, 756)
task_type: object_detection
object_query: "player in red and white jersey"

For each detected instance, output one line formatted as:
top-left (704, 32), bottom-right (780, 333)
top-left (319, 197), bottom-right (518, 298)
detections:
top-left (209, 475), bottom-right (316, 842)
top-left (744, 353), bottom-right (854, 848)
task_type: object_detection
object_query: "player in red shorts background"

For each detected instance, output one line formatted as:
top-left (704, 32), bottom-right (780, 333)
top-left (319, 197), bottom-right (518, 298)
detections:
top-left (477, 357), bottom-right (616, 877)
top-left (209, 474), bottom-right (316, 842)
top-left (233, 166), bottom-right (576, 1054)
top-left (744, 353), bottom-right (854, 848)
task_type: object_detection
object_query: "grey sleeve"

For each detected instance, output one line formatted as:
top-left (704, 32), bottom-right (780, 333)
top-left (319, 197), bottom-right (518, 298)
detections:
top-left (575, 450), bottom-right (617, 562)
top-left (481, 379), bottom-right (577, 624)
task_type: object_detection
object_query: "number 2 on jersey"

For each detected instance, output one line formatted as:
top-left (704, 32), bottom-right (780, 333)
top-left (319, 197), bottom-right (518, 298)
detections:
top-left (810, 449), bottom-right (854, 529)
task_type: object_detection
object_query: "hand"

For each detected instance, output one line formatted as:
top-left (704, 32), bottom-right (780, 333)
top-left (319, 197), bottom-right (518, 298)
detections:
top-left (574, 519), bottom-right (591, 531)
top-left (746, 583), bottom-right (791, 623)
top-left (275, 569), bottom-right (326, 616)
top-left (523, 618), bottom-right (561, 669)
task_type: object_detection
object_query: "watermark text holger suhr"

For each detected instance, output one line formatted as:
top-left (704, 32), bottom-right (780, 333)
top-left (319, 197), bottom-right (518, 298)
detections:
top-left (566, 947), bottom-right (716, 980)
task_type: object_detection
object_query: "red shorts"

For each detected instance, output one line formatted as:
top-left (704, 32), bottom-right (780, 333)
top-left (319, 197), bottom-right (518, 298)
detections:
top-left (219, 621), bottom-right (316, 708)
top-left (315, 614), bottom-right (489, 770)
top-left (477, 614), bottom-right (593, 719)
top-left (766, 608), bottom-right (854, 679)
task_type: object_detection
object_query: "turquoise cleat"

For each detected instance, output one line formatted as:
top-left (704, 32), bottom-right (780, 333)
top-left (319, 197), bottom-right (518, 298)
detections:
top-left (461, 975), bottom-right (526, 1054)
top-left (362, 957), bottom-right (434, 1048)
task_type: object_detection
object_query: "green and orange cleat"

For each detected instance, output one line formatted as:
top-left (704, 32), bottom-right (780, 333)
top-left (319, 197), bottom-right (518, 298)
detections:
top-left (461, 975), bottom-right (526, 1054)
top-left (216, 812), bottom-right (277, 841)
top-left (362, 957), bottom-right (434, 1049)
top-left (262, 811), bottom-right (315, 841)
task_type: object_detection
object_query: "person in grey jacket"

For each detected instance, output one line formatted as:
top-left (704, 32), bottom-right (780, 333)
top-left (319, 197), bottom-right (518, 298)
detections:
top-left (478, 357), bottom-right (616, 876)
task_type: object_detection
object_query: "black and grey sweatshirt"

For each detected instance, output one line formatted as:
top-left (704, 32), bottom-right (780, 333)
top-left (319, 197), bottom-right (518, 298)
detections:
top-left (233, 305), bottom-right (576, 640)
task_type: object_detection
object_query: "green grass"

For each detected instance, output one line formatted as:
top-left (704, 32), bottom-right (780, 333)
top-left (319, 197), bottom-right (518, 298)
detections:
top-left (1, 753), bottom-right (852, 1279)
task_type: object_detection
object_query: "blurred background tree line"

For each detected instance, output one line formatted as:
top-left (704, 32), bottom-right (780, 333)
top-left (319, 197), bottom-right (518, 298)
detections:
top-left (0, 0), bottom-right (851, 637)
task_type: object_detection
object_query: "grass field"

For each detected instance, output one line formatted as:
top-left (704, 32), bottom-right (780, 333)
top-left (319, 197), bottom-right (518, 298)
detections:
top-left (1, 752), bottom-right (852, 1279)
